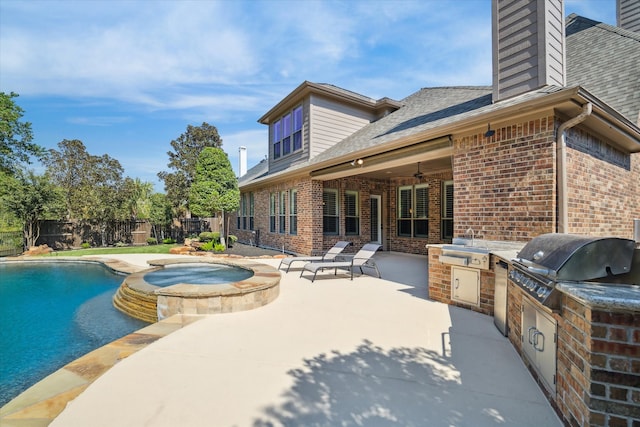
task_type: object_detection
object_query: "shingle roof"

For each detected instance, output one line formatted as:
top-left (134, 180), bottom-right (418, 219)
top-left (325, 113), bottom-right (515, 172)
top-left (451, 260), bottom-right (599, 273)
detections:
top-left (566, 14), bottom-right (640, 124)
top-left (308, 87), bottom-right (492, 165)
top-left (238, 158), bottom-right (268, 186)
top-left (242, 14), bottom-right (640, 186)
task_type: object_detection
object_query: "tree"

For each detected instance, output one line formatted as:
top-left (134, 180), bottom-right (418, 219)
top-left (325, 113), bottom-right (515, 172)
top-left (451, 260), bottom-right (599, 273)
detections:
top-left (157, 122), bottom-right (223, 216)
top-left (122, 177), bottom-right (154, 219)
top-left (0, 170), bottom-right (63, 248)
top-left (0, 92), bottom-right (44, 175)
top-left (149, 193), bottom-right (173, 240)
top-left (43, 139), bottom-right (93, 219)
top-left (44, 139), bottom-right (128, 246)
top-left (87, 154), bottom-right (127, 246)
top-left (189, 147), bottom-right (239, 247)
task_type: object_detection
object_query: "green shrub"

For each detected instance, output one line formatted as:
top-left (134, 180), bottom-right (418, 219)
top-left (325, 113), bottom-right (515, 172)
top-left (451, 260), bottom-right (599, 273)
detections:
top-left (200, 240), bottom-right (214, 251)
top-left (227, 235), bottom-right (237, 247)
top-left (115, 241), bottom-right (127, 247)
top-left (81, 242), bottom-right (91, 249)
top-left (162, 238), bottom-right (176, 244)
top-left (199, 231), bottom-right (220, 242)
top-left (213, 242), bottom-right (226, 252)
top-left (146, 237), bottom-right (158, 245)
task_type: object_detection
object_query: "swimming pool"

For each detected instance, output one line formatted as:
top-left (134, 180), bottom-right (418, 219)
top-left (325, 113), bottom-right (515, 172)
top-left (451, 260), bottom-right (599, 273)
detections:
top-left (0, 261), bottom-right (148, 407)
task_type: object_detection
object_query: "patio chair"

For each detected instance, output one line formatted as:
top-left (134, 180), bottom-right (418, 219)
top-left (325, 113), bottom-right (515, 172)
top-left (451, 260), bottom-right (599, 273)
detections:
top-left (300, 243), bottom-right (382, 282)
top-left (278, 241), bottom-right (352, 272)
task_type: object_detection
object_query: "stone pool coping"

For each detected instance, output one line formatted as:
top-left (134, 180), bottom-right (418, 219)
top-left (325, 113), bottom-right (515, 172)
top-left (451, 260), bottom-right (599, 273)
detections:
top-left (119, 257), bottom-right (282, 320)
top-left (0, 255), bottom-right (283, 427)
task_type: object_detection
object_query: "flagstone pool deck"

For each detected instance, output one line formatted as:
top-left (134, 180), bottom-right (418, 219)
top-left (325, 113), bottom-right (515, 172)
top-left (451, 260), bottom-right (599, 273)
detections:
top-left (2, 252), bottom-right (562, 427)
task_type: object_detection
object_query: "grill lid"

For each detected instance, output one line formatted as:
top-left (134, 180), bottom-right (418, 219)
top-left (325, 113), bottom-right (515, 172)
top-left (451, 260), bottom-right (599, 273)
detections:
top-left (515, 233), bottom-right (636, 281)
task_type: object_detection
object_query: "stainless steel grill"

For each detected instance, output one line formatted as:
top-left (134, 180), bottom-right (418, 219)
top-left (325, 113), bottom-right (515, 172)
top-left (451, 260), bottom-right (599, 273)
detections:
top-left (509, 233), bottom-right (637, 309)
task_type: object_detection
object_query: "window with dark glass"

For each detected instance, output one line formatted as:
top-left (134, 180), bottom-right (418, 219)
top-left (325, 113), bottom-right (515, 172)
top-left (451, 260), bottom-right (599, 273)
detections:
top-left (323, 189), bottom-right (339, 235)
top-left (397, 184), bottom-right (429, 238)
top-left (289, 189), bottom-right (297, 235)
top-left (269, 193), bottom-right (277, 232)
top-left (441, 181), bottom-right (453, 240)
top-left (249, 192), bottom-right (254, 230)
top-left (279, 191), bottom-right (286, 233)
top-left (344, 191), bottom-right (359, 235)
top-left (237, 195), bottom-right (243, 229)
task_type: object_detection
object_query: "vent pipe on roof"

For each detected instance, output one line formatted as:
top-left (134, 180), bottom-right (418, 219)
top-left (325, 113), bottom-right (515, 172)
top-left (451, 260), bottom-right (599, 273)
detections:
top-left (239, 146), bottom-right (247, 178)
top-left (556, 102), bottom-right (592, 233)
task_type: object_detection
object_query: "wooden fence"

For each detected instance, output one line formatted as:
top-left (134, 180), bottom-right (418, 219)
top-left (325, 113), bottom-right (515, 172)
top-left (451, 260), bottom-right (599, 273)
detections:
top-left (0, 231), bottom-right (23, 256)
top-left (34, 218), bottom-right (218, 250)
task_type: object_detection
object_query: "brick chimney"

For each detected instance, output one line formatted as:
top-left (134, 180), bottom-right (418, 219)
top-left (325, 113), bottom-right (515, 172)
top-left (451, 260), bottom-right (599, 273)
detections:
top-left (492, 0), bottom-right (566, 102)
top-left (617, 0), bottom-right (640, 33)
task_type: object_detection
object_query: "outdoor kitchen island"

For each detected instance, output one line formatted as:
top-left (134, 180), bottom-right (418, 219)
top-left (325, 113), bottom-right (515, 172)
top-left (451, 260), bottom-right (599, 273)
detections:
top-left (428, 238), bottom-right (640, 427)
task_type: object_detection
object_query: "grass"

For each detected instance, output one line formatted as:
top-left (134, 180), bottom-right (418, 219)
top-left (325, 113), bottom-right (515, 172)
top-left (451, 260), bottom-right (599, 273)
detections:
top-left (43, 244), bottom-right (180, 257)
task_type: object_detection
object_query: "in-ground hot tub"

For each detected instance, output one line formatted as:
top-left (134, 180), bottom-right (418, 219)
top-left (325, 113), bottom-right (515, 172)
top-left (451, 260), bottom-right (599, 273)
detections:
top-left (113, 258), bottom-right (281, 322)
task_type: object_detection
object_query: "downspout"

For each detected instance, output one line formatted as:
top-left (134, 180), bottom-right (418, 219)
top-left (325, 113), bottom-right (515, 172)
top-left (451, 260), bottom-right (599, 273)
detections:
top-left (556, 103), bottom-right (592, 233)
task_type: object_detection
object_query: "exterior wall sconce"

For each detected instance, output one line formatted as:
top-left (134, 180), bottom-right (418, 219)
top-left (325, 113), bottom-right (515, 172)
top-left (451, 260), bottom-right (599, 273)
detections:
top-left (350, 158), bottom-right (364, 166)
top-left (484, 123), bottom-right (495, 138)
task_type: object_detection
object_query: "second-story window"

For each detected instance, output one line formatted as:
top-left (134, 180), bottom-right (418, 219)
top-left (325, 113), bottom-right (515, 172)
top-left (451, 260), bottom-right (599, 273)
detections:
top-left (293, 106), bottom-right (303, 151)
top-left (273, 105), bottom-right (303, 159)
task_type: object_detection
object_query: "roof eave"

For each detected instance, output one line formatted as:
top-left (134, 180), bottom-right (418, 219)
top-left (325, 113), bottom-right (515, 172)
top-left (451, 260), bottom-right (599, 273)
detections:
top-left (242, 86), bottom-right (640, 189)
top-left (258, 81), bottom-right (394, 125)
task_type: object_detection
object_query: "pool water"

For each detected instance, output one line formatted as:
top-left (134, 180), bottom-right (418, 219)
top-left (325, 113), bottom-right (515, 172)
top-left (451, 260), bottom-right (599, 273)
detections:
top-left (0, 262), bottom-right (148, 407)
top-left (143, 264), bottom-right (254, 287)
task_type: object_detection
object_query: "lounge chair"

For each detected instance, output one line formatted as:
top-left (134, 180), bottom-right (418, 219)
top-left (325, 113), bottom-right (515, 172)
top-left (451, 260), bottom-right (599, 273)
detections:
top-left (278, 241), bottom-right (352, 272)
top-left (300, 243), bottom-right (381, 282)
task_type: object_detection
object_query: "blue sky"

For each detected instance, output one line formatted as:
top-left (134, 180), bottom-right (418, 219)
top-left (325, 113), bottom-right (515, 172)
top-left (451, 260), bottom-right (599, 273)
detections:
top-left (0, 0), bottom-right (616, 192)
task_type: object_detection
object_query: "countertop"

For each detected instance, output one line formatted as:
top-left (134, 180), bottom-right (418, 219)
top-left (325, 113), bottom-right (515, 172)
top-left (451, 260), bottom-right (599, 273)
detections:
top-left (556, 282), bottom-right (640, 312)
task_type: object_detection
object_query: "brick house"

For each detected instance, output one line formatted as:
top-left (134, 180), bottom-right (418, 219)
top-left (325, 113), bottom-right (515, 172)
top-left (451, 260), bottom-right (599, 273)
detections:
top-left (231, 1), bottom-right (640, 257)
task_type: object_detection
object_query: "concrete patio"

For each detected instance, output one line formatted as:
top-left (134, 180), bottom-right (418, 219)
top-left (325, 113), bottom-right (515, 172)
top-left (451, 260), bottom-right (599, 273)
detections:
top-left (44, 252), bottom-right (561, 426)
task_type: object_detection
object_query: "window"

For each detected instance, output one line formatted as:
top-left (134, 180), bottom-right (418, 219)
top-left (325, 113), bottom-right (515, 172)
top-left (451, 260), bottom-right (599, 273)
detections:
top-left (237, 196), bottom-right (242, 229)
top-left (269, 193), bottom-right (277, 232)
top-left (273, 120), bottom-right (281, 159)
top-left (344, 191), bottom-right (359, 235)
top-left (289, 189), bottom-right (297, 235)
top-left (397, 184), bottom-right (429, 238)
top-left (442, 181), bottom-right (453, 240)
top-left (279, 191), bottom-right (287, 233)
top-left (272, 105), bottom-right (303, 159)
top-left (293, 106), bottom-right (303, 151)
top-left (249, 193), bottom-right (254, 230)
top-left (282, 113), bottom-right (292, 156)
top-left (323, 189), bottom-right (339, 235)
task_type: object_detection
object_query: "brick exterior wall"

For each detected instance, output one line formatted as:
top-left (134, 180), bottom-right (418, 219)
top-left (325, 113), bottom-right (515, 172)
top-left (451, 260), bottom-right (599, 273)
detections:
top-left (566, 127), bottom-right (640, 239)
top-left (453, 114), bottom-right (556, 241)
top-left (233, 174), bottom-right (452, 256)
top-left (557, 294), bottom-right (640, 427)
